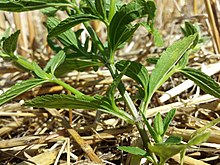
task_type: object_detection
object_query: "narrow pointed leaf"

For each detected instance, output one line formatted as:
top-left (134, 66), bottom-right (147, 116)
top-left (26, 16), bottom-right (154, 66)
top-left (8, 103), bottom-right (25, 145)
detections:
top-left (25, 94), bottom-right (100, 109)
top-left (176, 50), bottom-right (191, 69)
top-left (40, 7), bottom-right (58, 16)
top-left (148, 143), bottom-right (186, 163)
top-left (116, 60), bottom-right (149, 90)
top-left (148, 34), bottom-right (197, 98)
top-left (165, 135), bottom-right (182, 144)
top-left (140, 22), bottom-right (164, 47)
top-left (83, 37), bottom-right (90, 52)
top-left (163, 108), bottom-right (176, 136)
top-left (14, 55), bottom-right (34, 71)
top-left (117, 146), bottom-right (147, 156)
top-left (115, 24), bottom-right (140, 50)
top-left (181, 21), bottom-right (198, 37)
top-left (25, 94), bottom-right (134, 123)
top-left (0, 0), bottom-right (70, 12)
top-left (82, 0), bottom-right (100, 16)
top-left (109, 0), bottom-right (156, 51)
top-left (0, 79), bottom-right (48, 106)
top-left (55, 59), bottom-right (103, 76)
top-left (47, 17), bottom-right (78, 47)
top-left (154, 113), bottom-right (164, 136)
top-left (3, 30), bottom-right (20, 55)
top-left (95, 0), bottom-right (106, 19)
top-left (141, 112), bottom-right (159, 142)
top-left (187, 132), bottom-right (210, 146)
top-left (48, 14), bottom-right (99, 37)
top-left (33, 62), bottom-right (49, 79)
top-left (191, 118), bottom-right (220, 137)
top-left (44, 50), bottom-right (66, 75)
top-left (117, 146), bottom-right (153, 162)
top-left (0, 2), bottom-right (23, 12)
top-left (152, 29), bottom-right (164, 47)
top-left (146, 57), bottom-right (159, 64)
top-left (180, 68), bottom-right (220, 98)
top-left (0, 27), bottom-right (11, 43)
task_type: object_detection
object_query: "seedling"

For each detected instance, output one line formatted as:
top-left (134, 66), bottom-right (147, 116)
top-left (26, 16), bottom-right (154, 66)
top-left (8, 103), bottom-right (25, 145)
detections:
top-left (0, 0), bottom-right (220, 164)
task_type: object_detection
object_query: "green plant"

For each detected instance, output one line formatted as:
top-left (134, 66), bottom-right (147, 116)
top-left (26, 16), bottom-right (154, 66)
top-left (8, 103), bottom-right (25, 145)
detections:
top-left (0, 0), bottom-right (220, 164)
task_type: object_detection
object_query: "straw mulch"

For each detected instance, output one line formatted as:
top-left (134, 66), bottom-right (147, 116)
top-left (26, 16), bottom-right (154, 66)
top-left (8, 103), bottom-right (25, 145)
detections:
top-left (0, 0), bottom-right (220, 164)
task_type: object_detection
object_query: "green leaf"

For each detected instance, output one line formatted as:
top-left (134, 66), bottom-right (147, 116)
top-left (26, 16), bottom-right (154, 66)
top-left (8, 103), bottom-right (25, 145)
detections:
top-left (0, 79), bottom-right (48, 106)
top-left (109, 0), bottom-right (156, 51)
top-left (44, 50), bottom-right (66, 75)
top-left (181, 22), bottom-right (198, 37)
top-left (146, 57), bottom-right (159, 64)
top-left (191, 118), bottom-right (220, 138)
top-left (96, 95), bottom-right (134, 123)
top-left (140, 22), bottom-right (164, 47)
top-left (0, 0), bottom-right (70, 12)
top-left (0, 52), bottom-right (11, 61)
top-left (3, 30), bottom-right (20, 55)
top-left (148, 34), bottom-right (197, 100)
top-left (83, 37), bottom-right (90, 53)
top-left (116, 60), bottom-right (149, 90)
top-left (116, 24), bottom-right (140, 50)
top-left (55, 59), bottom-right (103, 76)
top-left (187, 132), bottom-right (210, 146)
top-left (176, 50), bottom-right (191, 69)
top-left (165, 135), bottom-right (182, 144)
top-left (81, 0), bottom-right (122, 17)
top-left (25, 94), bottom-right (99, 109)
top-left (141, 112), bottom-right (160, 143)
top-left (95, 0), bottom-right (106, 20)
top-left (40, 7), bottom-right (58, 16)
top-left (0, 1), bottom-right (23, 12)
top-left (118, 146), bottom-right (154, 162)
top-left (33, 62), bottom-right (49, 79)
top-left (25, 94), bottom-right (134, 124)
top-left (14, 55), bottom-right (34, 71)
top-left (48, 14), bottom-right (99, 38)
top-left (47, 18), bottom-right (96, 58)
top-left (81, 0), bottom-right (100, 16)
top-left (180, 68), bottom-right (220, 98)
top-left (154, 113), bottom-right (164, 136)
top-left (153, 29), bottom-right (164, 47)
top-left (148, 143), bottom-right (186, 163)
top-left (46, 17), bottom-right (78, 48)
top-left (163, 108), bottom-right (176, 136)
top-left (117, 146), bottom-right (147, 156)
top-left (0, 27), bottom-right (11, 44)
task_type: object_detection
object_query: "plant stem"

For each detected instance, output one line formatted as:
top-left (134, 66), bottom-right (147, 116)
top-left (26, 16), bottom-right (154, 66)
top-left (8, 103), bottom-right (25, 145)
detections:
top-left (71, 2), bottom-right (158, 163)
top-left (108, 64), bottom-right (138, 117)
top-left (107, 63), bottom-right (158, 163)
top-left (52, 78), bottom-right (84, 96)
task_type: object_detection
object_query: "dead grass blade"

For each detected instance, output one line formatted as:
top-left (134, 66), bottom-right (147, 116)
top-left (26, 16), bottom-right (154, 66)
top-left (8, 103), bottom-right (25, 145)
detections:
top-left (172, 154), bottom-right (210, 165)
top-left (17, 149), bottom-right (59, 165)
top-left (46, 109), bottom-right (102, 163)
top-left (0, 118), bottom-right (24, 136)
